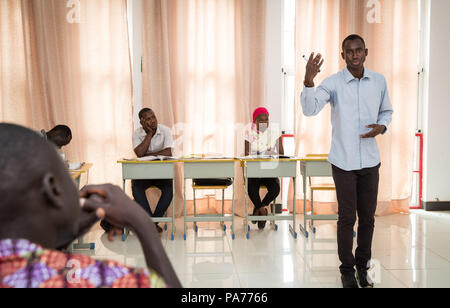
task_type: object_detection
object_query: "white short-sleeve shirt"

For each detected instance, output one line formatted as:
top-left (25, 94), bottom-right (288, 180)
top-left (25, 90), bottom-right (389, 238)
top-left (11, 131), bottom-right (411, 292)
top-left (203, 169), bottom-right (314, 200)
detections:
top-left (244, 123), bottom-right (281, 155)
top-left (133, 124), bottom-right (174, 154)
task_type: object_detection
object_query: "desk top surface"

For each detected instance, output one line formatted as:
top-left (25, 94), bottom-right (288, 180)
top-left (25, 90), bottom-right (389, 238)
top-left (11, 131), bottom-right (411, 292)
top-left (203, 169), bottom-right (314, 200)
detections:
top-left (119, 158), bottom-right (239, 164)
top-left (118, 157), bottom-right (329, 164)
top-left (69, 163), bottom-right (93, 179)
top-left (118, 160), bottom-right (182, 164)
top-left (300, 158), bottom-right (329, 162)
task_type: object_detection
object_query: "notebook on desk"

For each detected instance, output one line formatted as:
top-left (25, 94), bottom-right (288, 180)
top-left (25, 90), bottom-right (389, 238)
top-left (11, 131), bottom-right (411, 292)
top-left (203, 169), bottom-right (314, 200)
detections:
top-left (238, 155), bottom-right (295, 160)
top-left (68, 162), bottom-right (85, 171)
top-left (181, 154), bottom-right (233, 160)
top-left (123, 156), bottom-right (177, 162)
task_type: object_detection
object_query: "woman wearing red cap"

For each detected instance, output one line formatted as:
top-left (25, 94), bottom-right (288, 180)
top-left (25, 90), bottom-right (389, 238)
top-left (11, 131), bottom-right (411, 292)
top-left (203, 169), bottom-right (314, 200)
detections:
top-left (244, 107), bottom-right (284, 230)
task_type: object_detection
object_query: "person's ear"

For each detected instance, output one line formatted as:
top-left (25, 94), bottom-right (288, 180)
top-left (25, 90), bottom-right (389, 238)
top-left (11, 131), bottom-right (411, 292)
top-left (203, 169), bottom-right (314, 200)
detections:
top-left (341, 52), bottom-right (345, 60)
top-left (42, 173), bottom-right (64, 209)
top-left (365, 49), bottom-right (368, 57)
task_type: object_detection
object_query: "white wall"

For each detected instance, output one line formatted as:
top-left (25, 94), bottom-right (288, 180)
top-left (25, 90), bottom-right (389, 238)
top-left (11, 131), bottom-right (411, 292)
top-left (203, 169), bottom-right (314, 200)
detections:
top-left (422, 0), bottom-right (450, 205)
top-left (265, 0), bottom-right (283, 127)
top-left (127, 0), bottom-right (143, 131)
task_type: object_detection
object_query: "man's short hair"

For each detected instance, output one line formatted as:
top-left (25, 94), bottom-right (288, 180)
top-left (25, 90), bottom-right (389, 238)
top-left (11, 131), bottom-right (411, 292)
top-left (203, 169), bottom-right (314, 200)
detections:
top-left (138, 108), bottom-right (154, 119)
top-left (342, 34), bottom-right (366, 50)
top-left (47, 125), bottom-right (72, 148)
top-left (48, 125), bottom-right (72, 139)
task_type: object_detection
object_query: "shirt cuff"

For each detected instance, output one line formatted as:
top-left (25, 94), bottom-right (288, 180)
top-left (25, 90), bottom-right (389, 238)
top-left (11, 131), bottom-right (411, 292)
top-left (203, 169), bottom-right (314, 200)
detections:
top-left (377, 120), bottom-right (389, 135)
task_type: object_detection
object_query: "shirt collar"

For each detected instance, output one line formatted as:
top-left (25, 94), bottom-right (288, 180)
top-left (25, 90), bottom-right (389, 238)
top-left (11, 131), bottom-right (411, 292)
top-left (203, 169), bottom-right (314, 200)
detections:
top-left (343, 67), bottom-right (371, 83)
top-left (155, 125), bottom-right (162, 136)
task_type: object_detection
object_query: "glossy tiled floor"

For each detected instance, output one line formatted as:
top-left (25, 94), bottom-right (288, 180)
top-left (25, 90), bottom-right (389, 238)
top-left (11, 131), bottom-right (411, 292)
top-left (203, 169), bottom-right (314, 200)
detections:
top-left (79, 210), bottom-right (450, 288)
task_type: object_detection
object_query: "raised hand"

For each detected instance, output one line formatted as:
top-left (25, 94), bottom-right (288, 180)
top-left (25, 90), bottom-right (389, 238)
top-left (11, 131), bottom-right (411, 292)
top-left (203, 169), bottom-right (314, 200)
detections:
top-left (304, 53), bottom-right (324, 87)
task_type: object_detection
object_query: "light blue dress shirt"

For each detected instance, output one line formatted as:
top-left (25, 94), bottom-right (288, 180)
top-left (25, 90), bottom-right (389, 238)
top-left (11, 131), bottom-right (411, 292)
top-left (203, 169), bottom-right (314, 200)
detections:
top-left (300, 67), bottom-right (393, 171)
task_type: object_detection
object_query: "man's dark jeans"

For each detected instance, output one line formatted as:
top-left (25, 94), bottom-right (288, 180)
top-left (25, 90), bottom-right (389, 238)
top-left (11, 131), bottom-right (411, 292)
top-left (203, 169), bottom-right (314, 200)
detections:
top-left (332, 163), bottom-right (380, 275)
top-left (131, 179), bottom-right (173, 218)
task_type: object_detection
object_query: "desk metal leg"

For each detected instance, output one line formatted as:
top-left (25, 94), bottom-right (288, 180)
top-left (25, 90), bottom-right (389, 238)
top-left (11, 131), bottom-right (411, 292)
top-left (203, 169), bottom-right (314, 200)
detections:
top-left (310, 188), bottom-right (315, 233)
top-left (220, 189), bottom-right (225, 231)
top-left (245, 176), bottom-right (250, 240)
top-left (193, 186), bottom-right (197, 232)
top-left (72, 237), bottom-right (95, 251)
top-left (72, 171), bottom-right (95, 250)
top-left (231, 181), bottom-right (235, 240)
top-left (289, 176), bottom-right (298, 239)
top-left (184, 178), bottom-right (187, 240)
top-left (299, 174), bottom-right (309, 238)
top-left (171, 179), bottom-right (175, 241)
top-left (122, 179), bottom-right (129, 241)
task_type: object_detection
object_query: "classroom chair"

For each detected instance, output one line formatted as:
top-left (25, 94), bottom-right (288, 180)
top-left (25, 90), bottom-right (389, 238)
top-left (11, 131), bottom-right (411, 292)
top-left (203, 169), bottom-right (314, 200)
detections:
top-left (191, 178), bottom-right (233, 233)
top-left (244, 181), bottom-right (280, 234)
top-left (305, 154), bottom-right (355, 238)
top-left (122, 186), bottom-right (172, 241)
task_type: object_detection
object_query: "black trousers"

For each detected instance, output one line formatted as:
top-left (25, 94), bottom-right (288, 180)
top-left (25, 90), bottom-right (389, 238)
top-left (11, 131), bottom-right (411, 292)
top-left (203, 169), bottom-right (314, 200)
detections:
top-left (131, 179), bottom-right (173, 218)
top-left (247, 178), bottom-right (280, 209)
top-left (332, 164), bottom-right (380, 275)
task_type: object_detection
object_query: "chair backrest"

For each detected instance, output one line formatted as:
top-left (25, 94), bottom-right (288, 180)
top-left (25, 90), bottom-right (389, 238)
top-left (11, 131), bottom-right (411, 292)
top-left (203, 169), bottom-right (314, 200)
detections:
top-left (193, 178), bottom-right (233, 188)
top-left (306, 154), bottom-right (330, 188)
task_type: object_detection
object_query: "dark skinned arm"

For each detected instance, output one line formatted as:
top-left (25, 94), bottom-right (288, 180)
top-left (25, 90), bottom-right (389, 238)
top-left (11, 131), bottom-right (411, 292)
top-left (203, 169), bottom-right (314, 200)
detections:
top-left (360, 124), bottom-right (387, 139)
top-left (134, 133), bottom-right (153, 158)
top-left (147, 148), bottom-right (173, 157)
top-left (80, 185), bottom-right (182, 288)
top-left (245, 140), bottom-right (284, 156)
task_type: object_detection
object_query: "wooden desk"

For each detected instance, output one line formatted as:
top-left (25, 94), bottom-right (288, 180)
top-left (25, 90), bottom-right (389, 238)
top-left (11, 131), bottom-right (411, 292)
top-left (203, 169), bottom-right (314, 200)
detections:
top-left (118, 160), bottom-right (177, 241)
top-left (69, 163), bottom-right (95, 251)
top-left (299, 157), bottom-right (338, 238)
top-left (240, 158), bottom-right (299, 239)
top-left (70, 163), bottom-right (93, 189)
top-left (181, 159), bottom-right (236, 240)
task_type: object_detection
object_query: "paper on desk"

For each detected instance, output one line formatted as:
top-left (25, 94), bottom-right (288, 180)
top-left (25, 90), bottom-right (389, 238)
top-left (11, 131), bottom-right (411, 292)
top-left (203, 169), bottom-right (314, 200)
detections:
top-left (180, 154), bottom-right (233, 160)
top-left (237, 155), bottom-right (294, 160)
top-left (123, 156), bottom-right (177, 161)
top-left (68, 162), bottom-right (85, 171)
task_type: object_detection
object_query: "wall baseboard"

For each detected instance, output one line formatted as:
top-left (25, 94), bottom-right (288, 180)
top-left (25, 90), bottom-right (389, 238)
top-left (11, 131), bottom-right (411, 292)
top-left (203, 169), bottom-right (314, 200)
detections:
top-left (423, 201), bottom-right (450, 211)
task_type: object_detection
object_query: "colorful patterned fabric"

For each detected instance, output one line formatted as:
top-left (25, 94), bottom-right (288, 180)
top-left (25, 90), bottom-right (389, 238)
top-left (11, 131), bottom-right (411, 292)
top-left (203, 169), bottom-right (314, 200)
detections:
top-left (0, 239), bottom-right (166, 288)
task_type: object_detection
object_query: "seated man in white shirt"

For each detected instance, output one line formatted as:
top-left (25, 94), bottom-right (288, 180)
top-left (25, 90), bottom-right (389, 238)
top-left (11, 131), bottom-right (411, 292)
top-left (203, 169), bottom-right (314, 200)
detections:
top-left (131, 108), bottom-right (174, 233)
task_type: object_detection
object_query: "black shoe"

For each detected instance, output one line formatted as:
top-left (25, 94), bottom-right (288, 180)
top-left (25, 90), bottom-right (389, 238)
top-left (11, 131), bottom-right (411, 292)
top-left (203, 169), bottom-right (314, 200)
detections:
top-left (100, 220), bottom-right (124, 234)
top-left (100, 220), bottom-right (114, 233)
top-left (258, 208), bottom-right (268, 230)
top-left (252, 208), bottom-right (258, 225)
top-left (341, 273), bottom-right (359, 288)
top-left (357, 269), bottom-right (374, 288)
top-left (155, 224), bottom-right (163, 233)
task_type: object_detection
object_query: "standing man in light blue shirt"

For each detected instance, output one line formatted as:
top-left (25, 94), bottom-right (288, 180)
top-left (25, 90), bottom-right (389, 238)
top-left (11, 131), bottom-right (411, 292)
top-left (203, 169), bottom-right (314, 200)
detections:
top-left (300, 34), bottom-right (393, 288)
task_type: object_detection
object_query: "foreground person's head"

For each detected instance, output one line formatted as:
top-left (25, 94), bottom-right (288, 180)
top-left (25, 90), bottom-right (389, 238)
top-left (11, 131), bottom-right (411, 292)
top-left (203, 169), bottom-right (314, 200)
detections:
top-left (0, 123), bottom-right (80, 249)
